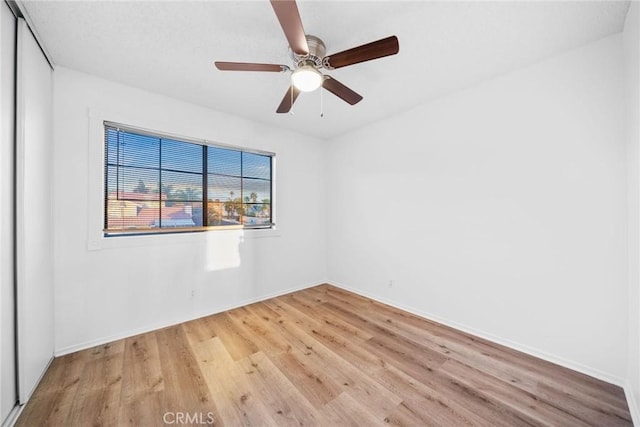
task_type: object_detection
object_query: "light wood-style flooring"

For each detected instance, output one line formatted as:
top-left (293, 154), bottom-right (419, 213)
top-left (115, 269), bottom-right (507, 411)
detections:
top-left (16, 284), bottom-right (632, 426)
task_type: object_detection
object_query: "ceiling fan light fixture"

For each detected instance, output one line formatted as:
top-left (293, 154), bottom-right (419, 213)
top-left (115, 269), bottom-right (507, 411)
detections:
top-left (291, 65), bottom-right (323, 92)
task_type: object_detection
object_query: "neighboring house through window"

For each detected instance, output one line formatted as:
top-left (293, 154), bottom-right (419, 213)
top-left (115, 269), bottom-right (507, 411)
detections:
top-left (104, 122), bottom-right (273, 235)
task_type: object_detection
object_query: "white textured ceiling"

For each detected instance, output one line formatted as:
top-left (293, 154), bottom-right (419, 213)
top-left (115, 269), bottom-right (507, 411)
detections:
top-left (23, 0), bottom-right (630, 139)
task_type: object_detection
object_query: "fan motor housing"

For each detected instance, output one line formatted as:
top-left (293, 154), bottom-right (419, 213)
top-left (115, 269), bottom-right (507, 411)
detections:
top-left (291, 35), bottom-right (326, 68)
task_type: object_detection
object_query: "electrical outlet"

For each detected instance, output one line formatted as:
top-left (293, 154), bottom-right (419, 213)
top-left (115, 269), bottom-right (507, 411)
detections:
top-left (389, 280), bottom-right (394, 288)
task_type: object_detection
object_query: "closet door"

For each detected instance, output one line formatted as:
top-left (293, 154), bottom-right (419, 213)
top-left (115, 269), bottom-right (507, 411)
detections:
top-left (0, 1), bottom-right (17, 421)
top-left (15, 18), bottom-right (54, 402)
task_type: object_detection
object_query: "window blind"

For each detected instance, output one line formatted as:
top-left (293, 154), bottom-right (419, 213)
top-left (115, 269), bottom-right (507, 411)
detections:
top-left (104, 123), bottom-right (273, 234)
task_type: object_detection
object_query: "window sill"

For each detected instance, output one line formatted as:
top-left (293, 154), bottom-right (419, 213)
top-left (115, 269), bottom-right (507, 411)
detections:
top-left (88, 226), bottom-right (281, 251)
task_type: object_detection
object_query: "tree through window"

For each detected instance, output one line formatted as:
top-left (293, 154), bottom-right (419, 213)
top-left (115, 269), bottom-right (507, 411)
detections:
top-left (104, 123), bottom-right (273, 235)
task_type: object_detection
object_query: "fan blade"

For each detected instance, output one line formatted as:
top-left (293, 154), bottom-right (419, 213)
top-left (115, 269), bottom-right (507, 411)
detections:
top-left (323, 36), bottom-right (399, 69)
top-left (270, 0), bottom-right (309, 56)
top-left (214, 62), bottom-right (287, 72)
top-left (322, 76), bottom-right (363, 105)
top-left (276, 85), bottom-right (301, 113)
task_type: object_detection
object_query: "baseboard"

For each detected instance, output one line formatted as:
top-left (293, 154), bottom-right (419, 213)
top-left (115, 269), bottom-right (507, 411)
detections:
top-left (624, 382), bottom-right (640, 427)
top-left (327, 280), bottom-right (626, 388)
top-left (54, 280), bottom-right (325, 357)
top-left (1, 403), bottom-right (24, 427)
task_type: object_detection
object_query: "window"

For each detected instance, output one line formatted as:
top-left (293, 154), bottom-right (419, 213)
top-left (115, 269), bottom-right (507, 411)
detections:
top-left (104, 122), bottom-right (273, 235)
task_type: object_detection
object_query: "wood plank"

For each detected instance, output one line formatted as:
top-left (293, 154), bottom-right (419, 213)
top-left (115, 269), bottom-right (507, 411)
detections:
top-left (66, 353), bottom-right (124, 426)
top-left (269, 294), bottom-right (373, 342)
top-left (376, 361), bottom-right (532, 427)
top-left (383, 400), bottom-right (439, 427)
top-left (182, 314), bottom-right (218, 344)
top-left (440, 358), bottom-right (591, 426)
top-left (361, 336), bottom-right (538, 425)
top-left (119, 332), bottom-right (164, 403)
top-left (318, 392), bottom-right (385, 427)
top-left (268, 301), bottom-right (392, 379)
top-left (117, 332), bottom-right (165, 426)
top-left (225, 305), bottom-right (294, 355)
top-left (15, 352), bottom-right (87, 426)
top-left (262, 296), bottom-right (326, 333)
top-left (372, 363), bottom-right (499, 426)
top-left (237, 351), bottom-right (320, 425)
top-left (250, 302), bottom-right (403, 421)
top-left (154, 325), bottom-right (220, 424)
top-left (207, 311), bottom-right (259, 361)
top-left (535, 381), bottom-right (633, 426)
top-left (193, 337), bottom-right (278, 426)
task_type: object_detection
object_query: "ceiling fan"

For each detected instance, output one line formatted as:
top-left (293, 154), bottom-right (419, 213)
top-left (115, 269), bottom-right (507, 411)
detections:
top-left (214, 0), bottom-right (399, 114)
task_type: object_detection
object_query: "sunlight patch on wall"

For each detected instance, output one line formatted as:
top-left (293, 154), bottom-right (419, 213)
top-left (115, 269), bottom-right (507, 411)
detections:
top-left (205, 229), bottom-right (243, 271)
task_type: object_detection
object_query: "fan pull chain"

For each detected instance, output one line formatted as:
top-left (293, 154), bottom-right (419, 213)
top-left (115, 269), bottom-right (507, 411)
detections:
top-left (320, 86), bottom-right (324, 118)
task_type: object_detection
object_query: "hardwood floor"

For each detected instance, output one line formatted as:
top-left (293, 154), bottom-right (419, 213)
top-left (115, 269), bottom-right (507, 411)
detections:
top-left (16, 284), bottom-right (632, 426)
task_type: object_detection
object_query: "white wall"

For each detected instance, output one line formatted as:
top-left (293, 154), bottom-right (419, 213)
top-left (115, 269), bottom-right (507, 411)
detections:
top-left (0, 1), bottom-right (16, 421)
top-left (53, 67), bottom-right (327, 354)
top-left (624, 0), bottom-right (640, 422)
top-left (327, 34), bottom-right (628, 382)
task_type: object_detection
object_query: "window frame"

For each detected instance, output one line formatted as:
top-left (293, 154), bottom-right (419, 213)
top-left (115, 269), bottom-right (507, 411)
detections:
top-left (103, 121), bottom-right (275, 237)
